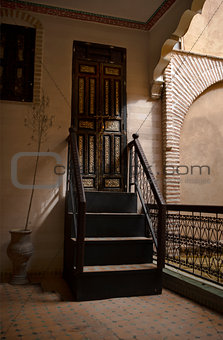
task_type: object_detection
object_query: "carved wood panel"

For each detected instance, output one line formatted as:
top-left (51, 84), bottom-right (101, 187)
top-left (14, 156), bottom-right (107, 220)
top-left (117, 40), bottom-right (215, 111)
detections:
top-left (72, 41), bottom-right (127, 191)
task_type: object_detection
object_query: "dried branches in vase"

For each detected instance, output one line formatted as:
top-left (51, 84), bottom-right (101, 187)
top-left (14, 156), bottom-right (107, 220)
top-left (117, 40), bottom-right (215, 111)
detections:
top-left (24, 93), bottom-right (54, 230)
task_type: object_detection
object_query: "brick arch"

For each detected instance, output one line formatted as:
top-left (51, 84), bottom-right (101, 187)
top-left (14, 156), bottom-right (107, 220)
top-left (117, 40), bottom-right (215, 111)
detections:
top-left (0, 8), bottom-right (43, 103)
top-left (163, 50), bottom-right (223, 203)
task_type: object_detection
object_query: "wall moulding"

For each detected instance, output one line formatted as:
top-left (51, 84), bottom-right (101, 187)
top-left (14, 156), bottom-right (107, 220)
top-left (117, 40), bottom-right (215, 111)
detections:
top-left (1, 0), bottom-right (177, 31)
top-left (151, 0), bottom-right (206, 99)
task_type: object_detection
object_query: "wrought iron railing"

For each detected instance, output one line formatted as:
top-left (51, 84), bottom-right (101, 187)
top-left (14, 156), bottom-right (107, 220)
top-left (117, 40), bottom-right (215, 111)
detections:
top-left (165, 205), bottom-right (223, 285)
top-left (128, 134), bottom-right (223, 285)
top-left (148, 204), bottom-right (223, 285)
top-left (128, 134), bottom-right (166, 269)
top-left (67, 127), bottom-right (86, 273)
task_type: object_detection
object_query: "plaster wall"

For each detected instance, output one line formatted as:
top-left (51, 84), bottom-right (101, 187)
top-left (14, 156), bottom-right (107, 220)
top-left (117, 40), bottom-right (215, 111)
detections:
top-left (0, 0), bottom-right (199, 276)
top-left (180, 81), bottom-right (223, 205)
top-left (183, 0), bottom-right (223, 57)
top-left (0, 11), bottom-right (160, 275)
top-left (161, 0), bottom-right (223, 204)
top-left (179, 0), bottom-right (223, 204)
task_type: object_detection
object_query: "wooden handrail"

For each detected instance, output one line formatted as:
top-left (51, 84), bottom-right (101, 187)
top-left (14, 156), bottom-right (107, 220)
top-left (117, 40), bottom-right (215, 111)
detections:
top-left (68, 127), bottom-right (86, 274)
top-left (69, 127), bottom-right (86, 204)
top-left (148, 203), bottom-right (223, 214)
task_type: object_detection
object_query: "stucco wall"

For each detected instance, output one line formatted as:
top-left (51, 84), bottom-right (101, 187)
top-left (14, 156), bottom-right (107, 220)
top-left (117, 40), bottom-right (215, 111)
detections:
top-left (180, 81), bottom-right (223, 205)
top-left (179, 0), bottom-right (223, 204)
top-left (0, 10), bottom-right (159, 275)
top-left (160, 0), bottom-right (223, 204)
top-left (183, 0), bottom-right (223, 57)
top-left (0, 0), bottom-right (198, 276)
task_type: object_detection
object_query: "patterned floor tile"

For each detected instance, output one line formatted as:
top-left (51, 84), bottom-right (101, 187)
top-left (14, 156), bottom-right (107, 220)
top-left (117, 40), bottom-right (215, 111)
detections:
top-left (0, 283), bottom-right (222, 340)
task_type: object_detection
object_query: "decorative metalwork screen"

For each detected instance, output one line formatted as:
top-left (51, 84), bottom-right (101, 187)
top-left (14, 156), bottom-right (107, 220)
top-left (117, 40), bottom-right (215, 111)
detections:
top-left (128, 135), bottom-right (166, 269)
top-left (128, 135), bottom-right (222, 285)
top-left (149, 205), bottom-right (223, 285)
top-left (130, 151), bottom-right (158, 238)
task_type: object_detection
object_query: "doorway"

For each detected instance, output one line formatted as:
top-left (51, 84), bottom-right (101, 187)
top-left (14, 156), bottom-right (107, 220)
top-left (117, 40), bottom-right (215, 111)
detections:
top-left (72, 41), bottom-right (127, 191)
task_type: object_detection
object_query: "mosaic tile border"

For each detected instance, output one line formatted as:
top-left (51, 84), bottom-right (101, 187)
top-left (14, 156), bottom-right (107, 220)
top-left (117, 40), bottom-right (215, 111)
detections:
top-left (1, 0), bottom-right (177, 31)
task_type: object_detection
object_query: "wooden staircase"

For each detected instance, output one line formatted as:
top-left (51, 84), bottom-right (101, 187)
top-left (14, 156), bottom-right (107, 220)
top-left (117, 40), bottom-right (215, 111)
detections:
top-left (63, 191), bottom-right (162, 301)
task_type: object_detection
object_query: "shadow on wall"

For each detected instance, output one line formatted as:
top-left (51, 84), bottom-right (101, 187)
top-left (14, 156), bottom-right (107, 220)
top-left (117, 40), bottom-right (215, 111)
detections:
top-left (1, 139), bottom-right (68, 276)
top-left (180, 82), bottom-right (223, 205)
top-left (0, 192), bottom-right (65, 277)
top-left (29, 140), bottom-right (68, 274)
top-left (29, 191), bottom-right (65, 275)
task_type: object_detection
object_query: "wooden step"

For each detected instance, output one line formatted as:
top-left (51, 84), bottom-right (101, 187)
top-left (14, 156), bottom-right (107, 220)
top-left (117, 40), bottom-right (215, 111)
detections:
top-left (73, 237), bottom-right (149, 241)
top-left (63, 265), bottom-right (162, 301)
top-left (83, 263), bottom-right (156, 272)
top-left (85, 212), bottom-right (146, 237)
top-left (64, 190), bottom-right (161, 302)
top-left (70, 237), bottom-right (153, 265)
top-left (85, 191), bottom-right (137, 213)
top-left (65, 212), bottom-right (146, 238)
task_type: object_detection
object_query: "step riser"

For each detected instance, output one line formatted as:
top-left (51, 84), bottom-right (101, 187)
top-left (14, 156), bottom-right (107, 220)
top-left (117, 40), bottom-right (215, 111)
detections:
top-left (68, 191), bottom-right (137, 213)
top-left (65, 214), bottom-right (146, 238)
top-left (86, 214), bottom-right (146, 237)
top-left (72, 240), bottom-right (153, 265)
top-left (64, 268), bottom-right (162, 301)
top-left (85, 192), bottom-right (137, 213)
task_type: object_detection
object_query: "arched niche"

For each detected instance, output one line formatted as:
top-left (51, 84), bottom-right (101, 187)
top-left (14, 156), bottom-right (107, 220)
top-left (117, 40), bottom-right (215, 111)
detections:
top-left (163, 51), bottom-right (223, 203)
top-left (179, 81), bottom-right (223, 205)
top-left (151, 0), bottom-right (223, 202)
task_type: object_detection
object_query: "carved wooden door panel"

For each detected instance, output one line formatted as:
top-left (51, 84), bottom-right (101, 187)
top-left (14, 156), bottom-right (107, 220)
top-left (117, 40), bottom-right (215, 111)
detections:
top-left (72, 41), bottom-right (127, 191)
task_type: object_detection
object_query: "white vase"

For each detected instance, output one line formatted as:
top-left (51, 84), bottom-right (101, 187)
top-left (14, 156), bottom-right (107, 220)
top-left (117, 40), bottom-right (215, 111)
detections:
top-left (7, 229), bottom-right (33, 284)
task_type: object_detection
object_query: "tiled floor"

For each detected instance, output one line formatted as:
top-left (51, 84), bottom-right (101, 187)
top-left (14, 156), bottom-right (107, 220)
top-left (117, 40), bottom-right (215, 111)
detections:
top-left (0, 281), bottom-right (222, 340)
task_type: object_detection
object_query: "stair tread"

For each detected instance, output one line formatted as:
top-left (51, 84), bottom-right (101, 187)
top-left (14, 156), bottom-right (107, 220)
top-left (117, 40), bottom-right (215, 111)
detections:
top-left (68, 212), bottom-right (143, 216)
top-left (71, 237), bottom-right (151, 241)
top-left (86, 212), bottom-right (143, 216)
top-left (82, 263), bottom-right (156, 273)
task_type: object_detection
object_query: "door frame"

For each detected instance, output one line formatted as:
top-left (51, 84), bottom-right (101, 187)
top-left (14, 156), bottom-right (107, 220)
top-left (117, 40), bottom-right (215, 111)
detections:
top-left (71, 41), bottom-right (127, 191)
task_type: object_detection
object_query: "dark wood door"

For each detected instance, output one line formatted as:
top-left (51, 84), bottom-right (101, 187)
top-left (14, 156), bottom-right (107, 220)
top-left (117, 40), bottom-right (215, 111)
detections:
top-left (72, 41), bottom-right (127, 191)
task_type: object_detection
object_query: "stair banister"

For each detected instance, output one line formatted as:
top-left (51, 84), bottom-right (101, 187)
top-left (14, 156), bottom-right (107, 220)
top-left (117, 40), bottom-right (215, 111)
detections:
top-left (68, 127), bottom-right (86, 273)
top-left (128, 134), bottom-right (166, 269)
